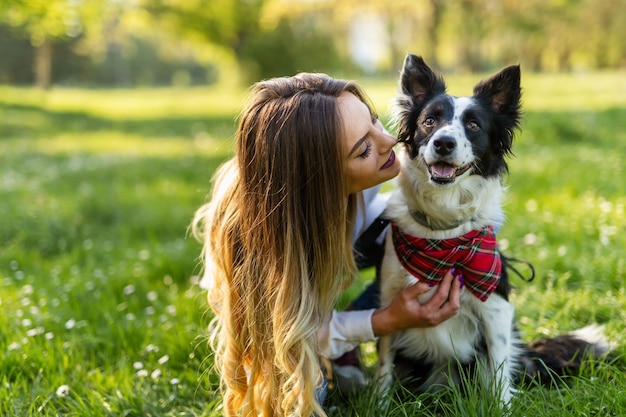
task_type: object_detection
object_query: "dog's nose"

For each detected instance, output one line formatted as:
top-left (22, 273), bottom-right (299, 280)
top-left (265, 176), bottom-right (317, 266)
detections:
top-left (433, 136), bottom-right (456, 156)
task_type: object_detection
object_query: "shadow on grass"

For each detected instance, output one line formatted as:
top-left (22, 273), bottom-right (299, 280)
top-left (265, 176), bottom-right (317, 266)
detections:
top-left (0, 102), bottom-right (237, 140)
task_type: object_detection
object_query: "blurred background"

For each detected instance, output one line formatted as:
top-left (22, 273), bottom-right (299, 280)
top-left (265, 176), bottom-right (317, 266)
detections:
top-left (1, 0), bottom-right (625, 89)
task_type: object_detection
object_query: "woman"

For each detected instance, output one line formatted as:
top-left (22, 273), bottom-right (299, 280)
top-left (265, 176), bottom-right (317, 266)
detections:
top-left (192, 73), bottom-right (461, 416)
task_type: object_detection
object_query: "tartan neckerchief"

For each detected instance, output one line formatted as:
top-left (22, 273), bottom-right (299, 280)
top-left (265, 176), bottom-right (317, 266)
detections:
top-left (391, 223), bottom-right (501, 302)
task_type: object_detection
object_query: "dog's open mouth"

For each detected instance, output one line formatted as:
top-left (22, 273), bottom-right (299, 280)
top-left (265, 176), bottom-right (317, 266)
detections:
top-left (428, 162), bottom-right (471, 184)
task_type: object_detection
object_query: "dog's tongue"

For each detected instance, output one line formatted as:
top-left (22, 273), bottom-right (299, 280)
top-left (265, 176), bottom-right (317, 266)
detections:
top-left (431, 162), bottom-right (455, 178)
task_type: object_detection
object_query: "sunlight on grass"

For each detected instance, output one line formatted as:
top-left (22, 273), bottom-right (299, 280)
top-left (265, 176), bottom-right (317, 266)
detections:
top-left (0, 85), bottom-right (247, 119)
top-left (9, 132), bottom-right (234, 157)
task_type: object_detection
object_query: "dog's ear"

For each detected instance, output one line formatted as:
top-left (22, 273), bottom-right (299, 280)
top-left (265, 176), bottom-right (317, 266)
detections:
top-left (473, 65), bottom-right (522, 161)
top-left (395, 54), bottom-right (446, 157)
top-left (399, 54), bottom-right (446, 109)
top-left (473, 65), bottom-right (521, 119)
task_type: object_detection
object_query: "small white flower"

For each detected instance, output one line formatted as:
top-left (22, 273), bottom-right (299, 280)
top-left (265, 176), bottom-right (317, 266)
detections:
top-left (146, 291), bottom-right (158, 302)
top-left (123, 284), bottom-right (136, 295)
top-left (26, 327), bottom-right (45, 337)
top-left (56, 385), bottom-right (70, 397)
top-left (523, 233), bottom-right (537, 246)
top-left (525, 199), bottom-right (538, 213)
top-left (45, 332), bottom-right (54, 340)
top-left (8, 342), bottom-right (21, 351)
top-left (170, 378), bottom-right (180, 385)
top-left (65, 319), bottom-right (76, 329)
top-left (144, 344), bottom-right (159, 353)
top-left (151, 369), bottom-right (161, 380)
top-left (158, 355), bottom-right (169, 365)
top-left (133, 362), bottom-right (144, 370)
top-left (136, 369), bottom-right (148, 378)
top-left (189, 275), bottom-right (200, 286)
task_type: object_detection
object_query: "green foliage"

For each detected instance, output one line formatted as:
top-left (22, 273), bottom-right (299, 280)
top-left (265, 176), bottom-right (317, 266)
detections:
top-left (0, 0), bottom-right (73, 44)
top-left (2, 0), bottom-right (625, 88)
top-left (241, 15), bottom-right (343, 81)
top-left (0, 71), bottom-right (625, 415)
top-left (141, 0), bottom-right (265, 55)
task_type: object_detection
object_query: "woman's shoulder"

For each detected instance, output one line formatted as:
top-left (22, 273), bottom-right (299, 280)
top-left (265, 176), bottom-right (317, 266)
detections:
top-left (353, 184), bottom-right (392, 241)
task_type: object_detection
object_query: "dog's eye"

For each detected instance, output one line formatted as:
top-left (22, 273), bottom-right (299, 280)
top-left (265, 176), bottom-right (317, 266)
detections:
top-left (423, 117), bottom-right (436, 128)
top-left (466, 121), bottom-right (480, 131)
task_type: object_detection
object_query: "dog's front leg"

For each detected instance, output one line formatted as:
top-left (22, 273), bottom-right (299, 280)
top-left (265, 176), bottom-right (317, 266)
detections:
top-left (481, 296), bottom-right (516, 405)
top-left (374, 334), bottom-right (395, 394)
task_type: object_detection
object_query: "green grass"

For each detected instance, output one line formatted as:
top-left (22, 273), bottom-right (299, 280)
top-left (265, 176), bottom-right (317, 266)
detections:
top-left (1, 71), bottom-right (625, 416)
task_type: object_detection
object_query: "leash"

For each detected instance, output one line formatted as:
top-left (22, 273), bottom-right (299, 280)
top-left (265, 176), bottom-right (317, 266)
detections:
top-left (501, 253), bottom-right (536, 282)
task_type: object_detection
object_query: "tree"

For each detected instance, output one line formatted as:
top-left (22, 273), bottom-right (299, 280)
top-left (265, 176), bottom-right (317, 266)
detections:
top-left (140, 0), bottom-right (265, 77)
top-left (0, 0), bottom-right (83, 89)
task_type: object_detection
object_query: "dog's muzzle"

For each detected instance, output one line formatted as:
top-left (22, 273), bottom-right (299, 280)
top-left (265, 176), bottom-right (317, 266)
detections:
top-left (428, 162), bottom-right (472, 184)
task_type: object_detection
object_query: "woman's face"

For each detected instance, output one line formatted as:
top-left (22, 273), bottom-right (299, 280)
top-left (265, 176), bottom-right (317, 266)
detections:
top-left (338, 92), bottom-right (401, 194)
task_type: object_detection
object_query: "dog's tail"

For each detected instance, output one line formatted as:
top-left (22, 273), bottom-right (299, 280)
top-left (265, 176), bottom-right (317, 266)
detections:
top-left (516, 324), bottom-right (614, 386)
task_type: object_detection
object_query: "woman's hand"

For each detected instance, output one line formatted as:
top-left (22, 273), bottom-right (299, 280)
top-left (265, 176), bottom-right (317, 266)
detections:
top-left (371, 270), bottom-right (461, 337)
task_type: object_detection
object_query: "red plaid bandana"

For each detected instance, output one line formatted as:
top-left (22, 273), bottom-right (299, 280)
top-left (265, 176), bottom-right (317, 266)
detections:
top-left (391, 223), bottom-right (501, 302)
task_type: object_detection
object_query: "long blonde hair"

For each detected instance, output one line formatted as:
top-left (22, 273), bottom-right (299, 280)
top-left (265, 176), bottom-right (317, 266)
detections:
top-left (192, 73), bottom-right (374, 416)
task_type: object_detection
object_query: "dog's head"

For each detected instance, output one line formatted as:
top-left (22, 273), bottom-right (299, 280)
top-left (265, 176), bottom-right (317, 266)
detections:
top-left (394, 54), bottom-right (521, 185)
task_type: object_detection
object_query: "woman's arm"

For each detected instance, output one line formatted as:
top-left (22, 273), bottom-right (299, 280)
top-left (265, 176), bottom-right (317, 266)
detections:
top-left (317, 309), bottom-right (376, 360)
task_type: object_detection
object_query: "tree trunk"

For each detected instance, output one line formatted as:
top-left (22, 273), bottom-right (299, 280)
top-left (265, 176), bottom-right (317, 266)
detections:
top-left (34, 36), bottom-right (53, 90)
top-left (427, 0), bottom-right (445, 69)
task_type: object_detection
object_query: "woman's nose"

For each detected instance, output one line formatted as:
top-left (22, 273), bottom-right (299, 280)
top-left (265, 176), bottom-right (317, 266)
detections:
top-left (380, 131), bottom-right (397, 151)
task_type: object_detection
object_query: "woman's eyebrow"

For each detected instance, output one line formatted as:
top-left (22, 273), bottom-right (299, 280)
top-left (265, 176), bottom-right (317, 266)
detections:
top-left (348, 132), bottom-right (369, 156)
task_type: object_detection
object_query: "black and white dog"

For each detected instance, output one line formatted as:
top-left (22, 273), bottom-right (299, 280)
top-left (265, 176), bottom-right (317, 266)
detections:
top-left (375, 54), bottom-right (608, 404)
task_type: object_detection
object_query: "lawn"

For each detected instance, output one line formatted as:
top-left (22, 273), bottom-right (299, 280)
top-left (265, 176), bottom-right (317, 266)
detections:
top-left (0, 70), bottom-right (625, 416)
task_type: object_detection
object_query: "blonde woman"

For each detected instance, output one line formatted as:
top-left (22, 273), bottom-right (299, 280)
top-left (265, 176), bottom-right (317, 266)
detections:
top-left (192, 73), bottom-right (461, 416)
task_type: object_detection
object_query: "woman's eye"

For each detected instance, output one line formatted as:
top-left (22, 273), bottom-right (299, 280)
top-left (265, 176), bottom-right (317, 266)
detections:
top-left (358, 142), bottom-right (372, 159)
top-left (467, 121), bottom-right (480, 131)
top-left (423, 116), bottom-right (436, 128)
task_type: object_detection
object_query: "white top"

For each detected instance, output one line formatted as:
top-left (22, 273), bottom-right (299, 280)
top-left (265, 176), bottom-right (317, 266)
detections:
top-left (317, 184), bottom-right (391, 359)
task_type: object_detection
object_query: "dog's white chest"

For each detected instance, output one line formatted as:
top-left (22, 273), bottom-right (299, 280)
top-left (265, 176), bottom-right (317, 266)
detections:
top-left (394, 289), bottom-right (486, 363)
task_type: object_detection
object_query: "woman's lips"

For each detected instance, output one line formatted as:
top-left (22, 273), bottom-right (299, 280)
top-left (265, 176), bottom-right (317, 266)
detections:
top-left (380, 150), bottom-right (396, 170)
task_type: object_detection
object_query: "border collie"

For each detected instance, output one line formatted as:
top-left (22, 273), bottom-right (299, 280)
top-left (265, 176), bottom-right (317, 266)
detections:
top-left (375, 54), bottom-right (609, 405)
